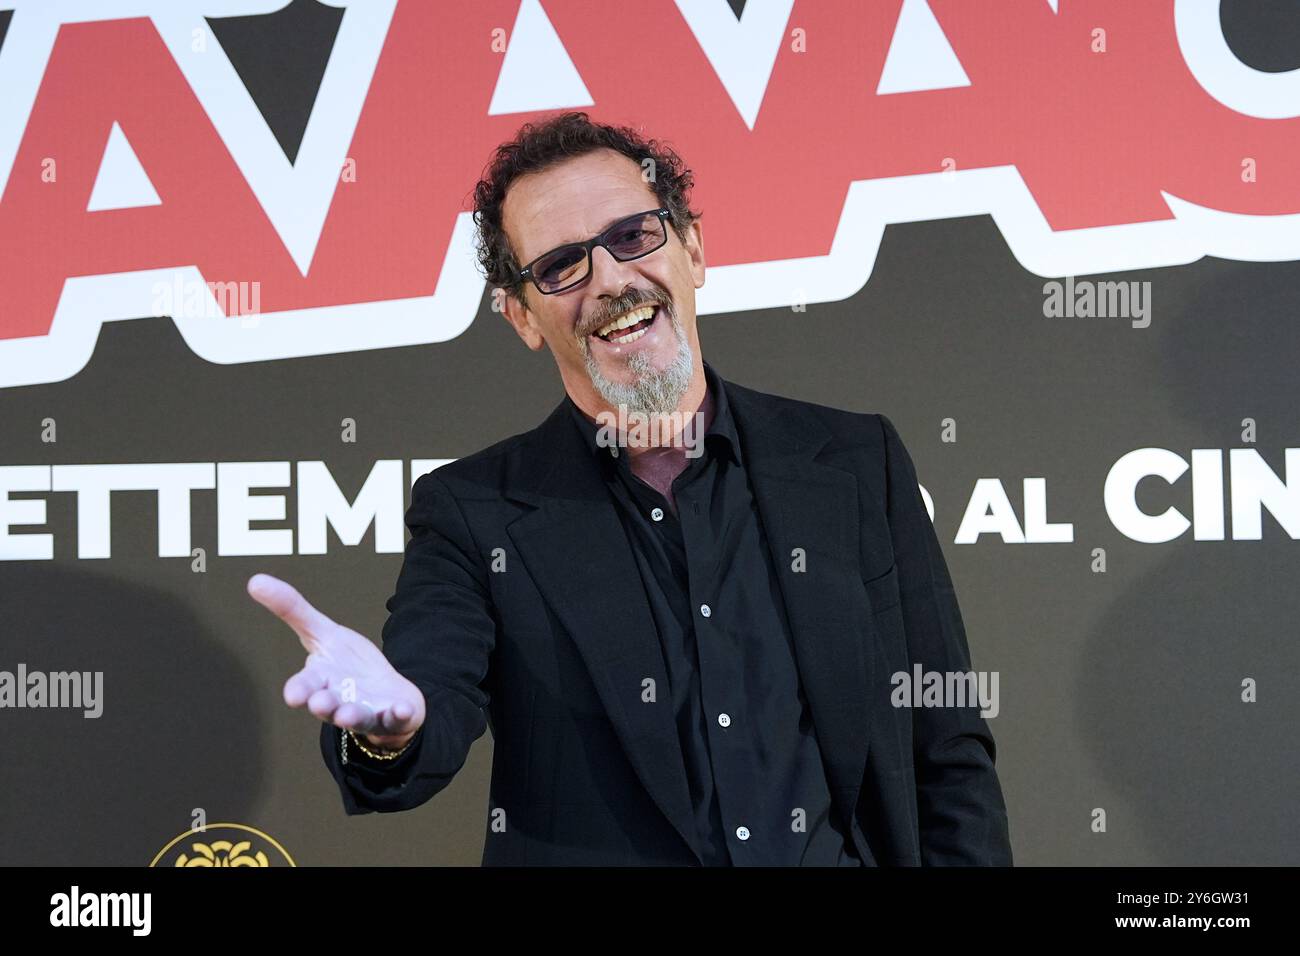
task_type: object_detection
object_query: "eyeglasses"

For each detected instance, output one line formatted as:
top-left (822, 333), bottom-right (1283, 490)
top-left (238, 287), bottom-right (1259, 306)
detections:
top-left (518, 208), bottom-right (672, 295)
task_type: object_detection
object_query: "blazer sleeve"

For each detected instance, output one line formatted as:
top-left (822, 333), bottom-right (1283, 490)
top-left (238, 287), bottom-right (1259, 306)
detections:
top-left (319, 470), bottom-right (496, 814)
top-left (878, 413), bottom-right (1013, 865)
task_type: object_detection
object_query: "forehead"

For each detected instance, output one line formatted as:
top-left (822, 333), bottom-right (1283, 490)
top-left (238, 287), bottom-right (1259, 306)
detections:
top-left (503, 149), bottom-right (660, 264)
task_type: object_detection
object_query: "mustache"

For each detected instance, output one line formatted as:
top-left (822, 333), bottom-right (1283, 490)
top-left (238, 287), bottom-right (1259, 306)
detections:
top-left (579, 288), bottom-right (673, 337)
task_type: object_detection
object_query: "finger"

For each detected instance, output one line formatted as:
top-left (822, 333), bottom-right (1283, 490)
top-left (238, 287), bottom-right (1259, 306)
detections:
top-left (283, 668), bottom-right (327, 708)
top-left (247, 574), bottom-right (338, 652)
top-left (371, 708), bottom-right (398, 734)
top-left (377, 700), bottom-right (414, 733)
top-left (306, 687), bottom-right (342, 723)
top-left (333, 701), bottom-right (377, 733)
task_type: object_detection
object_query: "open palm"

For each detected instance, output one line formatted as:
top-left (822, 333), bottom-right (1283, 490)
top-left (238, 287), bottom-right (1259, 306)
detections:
top-left (247, 573), bottom-right (425, 750)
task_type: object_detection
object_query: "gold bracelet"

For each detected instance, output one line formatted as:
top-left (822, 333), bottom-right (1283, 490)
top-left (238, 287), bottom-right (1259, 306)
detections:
top-left (347, 729), bottom-right (416, 761)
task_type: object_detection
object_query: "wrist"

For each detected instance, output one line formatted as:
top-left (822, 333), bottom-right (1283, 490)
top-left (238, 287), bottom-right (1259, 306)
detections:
top-left (367, 728), bottom-right (417, 751)
top-left (350, 727), bottom-right (417, 760)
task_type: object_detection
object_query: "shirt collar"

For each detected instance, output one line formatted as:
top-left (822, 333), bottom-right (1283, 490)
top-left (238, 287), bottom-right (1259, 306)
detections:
top-left (564, 360), bottom-right (742, 469)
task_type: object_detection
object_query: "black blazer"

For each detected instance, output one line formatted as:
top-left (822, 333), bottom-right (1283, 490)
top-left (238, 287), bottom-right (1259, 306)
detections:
top-left (321, 373), bottom-right (1013, 866)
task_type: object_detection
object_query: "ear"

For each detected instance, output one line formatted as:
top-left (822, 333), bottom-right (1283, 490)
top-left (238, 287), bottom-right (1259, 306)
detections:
top-left (500, 288), bottom-right (546, 351)
top-left (684, 216), bottom-right (706, 289)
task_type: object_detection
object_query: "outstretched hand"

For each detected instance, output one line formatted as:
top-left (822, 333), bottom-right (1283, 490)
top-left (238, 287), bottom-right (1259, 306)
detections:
top-left (247, 573), bottom-right (425, 750)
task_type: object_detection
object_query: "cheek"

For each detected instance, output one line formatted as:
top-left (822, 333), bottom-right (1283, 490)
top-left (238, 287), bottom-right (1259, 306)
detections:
top-left (645, 261), bottom-right (684, 298)
top-left (657, 263), bottom-right (696, 312)
top-left (545, 308), bottom-right (585, 349)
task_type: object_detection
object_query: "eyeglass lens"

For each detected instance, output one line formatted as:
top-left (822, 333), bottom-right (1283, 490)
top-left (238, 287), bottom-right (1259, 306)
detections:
top-left (532, 211), bottom-right (665, 293)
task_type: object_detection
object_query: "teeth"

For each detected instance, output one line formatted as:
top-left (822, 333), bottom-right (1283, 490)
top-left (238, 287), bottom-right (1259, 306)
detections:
top-left (594, 305), bottom-right (656, 339)
top-left (611, 326), bottom-right (649, 344)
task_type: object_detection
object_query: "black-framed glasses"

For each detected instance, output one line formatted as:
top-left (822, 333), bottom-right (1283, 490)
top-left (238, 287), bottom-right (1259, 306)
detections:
top-left (518, 208), bottom-right (672, 295)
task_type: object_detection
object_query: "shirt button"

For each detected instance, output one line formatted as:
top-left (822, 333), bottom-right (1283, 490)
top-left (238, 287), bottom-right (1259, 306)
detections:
top-left (736, 826), bottom-right (750, 841)
top-left (717, 713), bottom-right (731, 728)
top-left (699, 603), bottom-right (711, 618)
top-left (650, 507), bottom-right (664, 522)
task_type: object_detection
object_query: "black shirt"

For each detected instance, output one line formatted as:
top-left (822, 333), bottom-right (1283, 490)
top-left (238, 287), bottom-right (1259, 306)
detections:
top-left (565, 361), bottom-right (862, 866)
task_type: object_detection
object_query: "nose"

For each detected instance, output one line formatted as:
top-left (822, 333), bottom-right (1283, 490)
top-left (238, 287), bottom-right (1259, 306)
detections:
top-left (587, 243), bottom-right (642, 301)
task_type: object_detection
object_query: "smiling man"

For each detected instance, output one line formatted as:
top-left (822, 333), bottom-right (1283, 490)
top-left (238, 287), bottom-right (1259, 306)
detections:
top-left (494, 145), bottom-right (702, 433)
top-left (248, 111), bottom-right (1012, 866)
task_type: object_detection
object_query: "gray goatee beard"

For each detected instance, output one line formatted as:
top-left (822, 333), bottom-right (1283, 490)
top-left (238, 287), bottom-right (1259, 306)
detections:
top-left (582, 307), bottom-right (694, 416)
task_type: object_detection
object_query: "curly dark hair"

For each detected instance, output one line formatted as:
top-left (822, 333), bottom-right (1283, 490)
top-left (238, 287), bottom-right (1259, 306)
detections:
top-left (471, 111), bottom-right (700, 306)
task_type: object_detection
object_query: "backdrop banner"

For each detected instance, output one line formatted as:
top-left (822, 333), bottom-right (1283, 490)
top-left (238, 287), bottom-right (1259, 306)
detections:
top-left (0, 0), bottom-right (1297, 870)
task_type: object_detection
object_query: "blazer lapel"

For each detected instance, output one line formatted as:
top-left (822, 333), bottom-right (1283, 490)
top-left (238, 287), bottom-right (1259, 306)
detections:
top-left (724, 380), bottom-right (875, 824)
top-left (503, 400), bottom-right (704, 864)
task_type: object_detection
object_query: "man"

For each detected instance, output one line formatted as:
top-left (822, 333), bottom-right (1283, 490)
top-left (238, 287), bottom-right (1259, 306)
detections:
top-left (248, 111), bottom-right (1012, 866)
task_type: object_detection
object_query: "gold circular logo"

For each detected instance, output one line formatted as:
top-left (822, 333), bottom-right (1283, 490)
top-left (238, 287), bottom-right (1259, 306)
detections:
top-left (150, 823), bottom-right (296, 867)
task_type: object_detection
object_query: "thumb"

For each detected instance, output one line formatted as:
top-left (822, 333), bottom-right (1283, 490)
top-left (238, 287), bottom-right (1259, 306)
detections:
top-left (247, 573), bottom-right (337, 652)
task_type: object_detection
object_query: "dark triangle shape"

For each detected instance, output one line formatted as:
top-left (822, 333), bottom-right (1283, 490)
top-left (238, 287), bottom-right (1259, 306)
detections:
top-left (1219, 0), bottom-right (1300, 72)
top-left (727, 0), bottom-right (747, 21)
top-left (0, 11), bottom-right (13, 55)
top-left (206, 0), bottom-right (344, 165)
